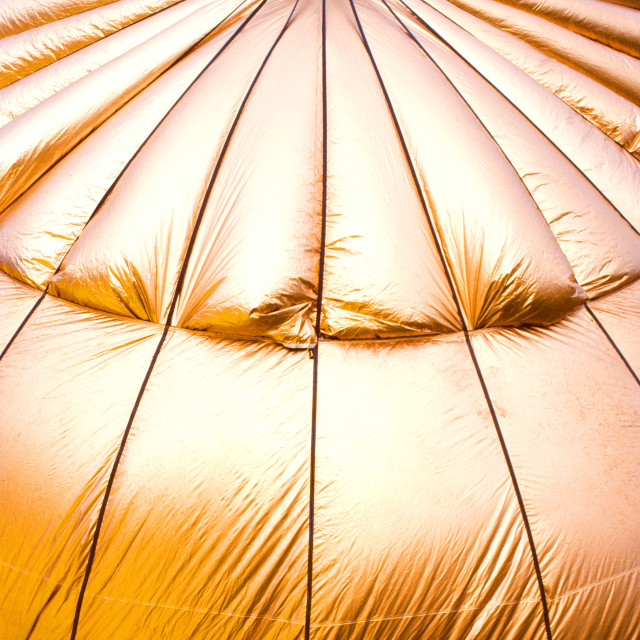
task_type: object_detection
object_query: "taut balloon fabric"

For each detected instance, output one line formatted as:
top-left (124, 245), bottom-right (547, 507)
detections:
top-left (0, 0), bottom-right (639, 638)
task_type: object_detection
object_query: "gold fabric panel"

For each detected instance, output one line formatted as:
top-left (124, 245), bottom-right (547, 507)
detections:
top-left (312, 338), bottom-right (543, 639)
top-left (496, 0), bottom-right (640, 59)
top-left (0, 0), bottom-right (184, 89)
top-left (0, 0), bottom-right (120, 38)
top-left (0, 271), bottom-right (41, 346)
top-left (0, 297), bottom-right (163, 639)
top-left (471, 309), bottom-right (640, 638)
top-left (50, 0), bottom-right (289, 326)
top-left (73, 329), bottom-right (312, 639)
top-left (445, 0), bottom-right (640, 105)
top-left (321, 0), bottom-right (461, 338)
top-left (403, 0), bottom-right (640, 232)
top-left (0, 0), bottom-right (639, 637)
top-left (0, 0), bottom-right (242, 213)
top-left (354, 0), bottom-right (585, 329)
top-left (391, 4), bottom-right (640, 300)
top-left (175, 0), bottom-right (323, 346)
top-left (0, 0), bottom-right (219, 125)
top-left (589, 278), bottom-right (640, 373)
top-left (402, 0), bottom-right (640, 153)
top-left (0, 30), bottom-right (230, 289)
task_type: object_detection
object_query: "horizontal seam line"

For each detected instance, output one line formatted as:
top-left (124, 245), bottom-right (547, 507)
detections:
top-left (1, 274), bottom-right (637, 345)
top-left (81, 591), bottom-right (305, 625)
top-left (0, 560), bottom-right (303, 625)
top-left (309, 565), bottom-right (640, 629)
top-left (547, 566), bottom-right (640, 602)
top-left (309, 598), bottom-right (539, 628)
top-left (3, 561), bottom-right (638, 624)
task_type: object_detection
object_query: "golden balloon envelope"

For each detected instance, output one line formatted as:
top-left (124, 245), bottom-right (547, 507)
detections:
top-left (0, 0), bottom-right (639, 638)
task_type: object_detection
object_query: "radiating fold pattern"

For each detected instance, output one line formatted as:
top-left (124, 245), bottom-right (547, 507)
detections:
top-left (0, 0), bottom-right (639, 639)
top-left (1, 0), bottom-right (639, 341)
top-left (443, 0), bottom-right (640, 105)
top-left (0, 0), bottom-right (121, 38)
top-left (408, 0), bottom-right (640, 153)
top-left (174, 0), bottom-right (323, 346)
top-left (0, 0), bottom-right (185, 88)
top-left (321, 0), bottom-right (461, 338)
top-left (49, 0), bottom-right (288, 324)
top-left (0, 0), bottom-right (218, 125)
top-left (353, 0), bottom-right (585, 330)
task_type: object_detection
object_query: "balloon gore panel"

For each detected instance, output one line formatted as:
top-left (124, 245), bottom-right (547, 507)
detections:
top-left (0, 0), bottom-right (639, 638)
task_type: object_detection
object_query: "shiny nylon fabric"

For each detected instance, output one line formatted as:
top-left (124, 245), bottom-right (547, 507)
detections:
top-left (312, 337), bottom-right (544, 639)
top-left (0, 0), bottom-right (639, 638)
top-left (443, 0), bottom-right (640, 105)
top-left (0, 1), bottom-right (122, 38)
top-left (74, 330), bottom-right (312, 638)
top-left (490, 0), bottom-right (640, 59)
top-left (0, 0), bottom-right (185, 88)
top-left (470, 310), bottom-right (640, 638)
top-left (0, 0), bottom-right (218, 125)
top-left (415, 0), bottom-right (640, 153)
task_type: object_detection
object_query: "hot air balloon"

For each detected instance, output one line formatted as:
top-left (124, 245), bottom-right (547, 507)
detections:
top-left (0, 0), bottom-right (639, 638)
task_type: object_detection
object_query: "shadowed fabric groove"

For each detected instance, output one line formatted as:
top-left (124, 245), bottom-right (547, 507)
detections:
top-left (68, 3), bottom-right (301, 636)
top-left (348, 1), bottom-right (553, 636)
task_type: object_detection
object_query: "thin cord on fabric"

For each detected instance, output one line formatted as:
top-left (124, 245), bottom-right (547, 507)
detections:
top-left (304, 0), bottom-right (327, 637)
top-left (0, 0), bottom-right (265, 367)
top-left (402, 0), bottom-right (640, 239)
top-left (68, 0), bottom-right (306, 637)
top-left (585, 302), bottom-right (640, 387)
top-left (2, 0), bottom-right (193, 77)
top-left (385, 0), bottom-right (640, 393)
top-left (348, 1), bottom-right (553, 637)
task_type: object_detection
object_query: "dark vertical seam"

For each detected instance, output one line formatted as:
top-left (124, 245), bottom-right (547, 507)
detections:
top-left (0, 0), bottom-right (266, 367)
top-left (462, 329), bottom-right (553, 640)
top-left (424, 0), bottom-right (640, 115)
top-left (68, 1), bottom-right (302, 636)
top-left (387, 0), bottom-right (640, 394)
top-left (347, 0), bottom-right (465, 329)
top-left (403, 0), bottom-right (640, 240)
top-left (68, 324), bottom-right (169, 640)
top-left (0, 0), bottom-right (256, 215)
top-left (585, 302), bottom-right (640, 387)
top-left (305, 0), bottom-right (327, 636)
top-left (0, 288), bottom-right (46, 362)
top-left (381, 0), bottom-right (585, 294)
top-left (348, 0), bottom-right (553, 637)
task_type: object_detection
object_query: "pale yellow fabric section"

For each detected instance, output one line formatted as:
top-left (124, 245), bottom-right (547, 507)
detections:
top-left (321, 0), bottom-right (460, 338)
top-left (175, 0), bottom-right (323, 347)
top-left (388, 1), bottom-right (640, 300)
top-left (0, 0), bottom-right (219, 125)
top-left (312, 337), bottom-right (543, 639)
top-left (50, 0), bottom-right (283, 324)
top-left (74, 329), bottom-right (312, 639)
top-left (0, 297), bottom-right (162, 639)
top-left (471, 309), bottom-right (640, 638)
top-left (0, 0), bottom-right (119, 38)
top-left (0, 19), bottom-right (238, 290)
top-left (355, 0), bottom-right (585, 329)
top-left (445, 0), bottom-right (640, 105)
